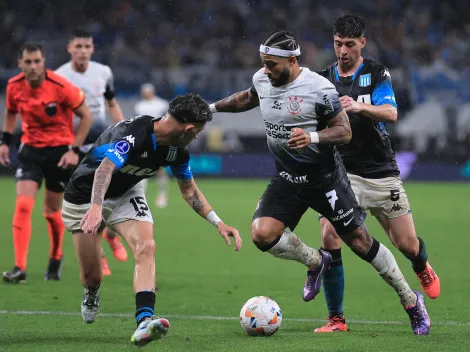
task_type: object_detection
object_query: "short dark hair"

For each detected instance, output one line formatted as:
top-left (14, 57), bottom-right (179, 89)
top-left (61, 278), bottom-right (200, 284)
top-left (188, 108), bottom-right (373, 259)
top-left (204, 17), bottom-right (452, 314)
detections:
top-left (333, 14), bottom-right (366, 38)
top-left (18, 42), bottom-right (44, 59)
top-left (168, 93), bottom-right (212, 124)
top-left (70, 28), bottom-right (92, 41)
top-left (262, 30), bottom-right (300, 56)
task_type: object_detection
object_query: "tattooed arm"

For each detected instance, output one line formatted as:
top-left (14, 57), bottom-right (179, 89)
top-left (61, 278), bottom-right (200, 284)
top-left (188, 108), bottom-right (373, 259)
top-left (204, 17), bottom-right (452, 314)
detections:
top-left (91, 157), bottom-right (116, 206)
top-left (288, 110), bottom-right (352, 149)
top-left (177, 177), bottom-right (242, 250)
top-left (80, 157), bottom-right (116, 234)
top-left (177, 178), bottom-right (213, 218)
top-left (213, 87), bottom-right (259, 113)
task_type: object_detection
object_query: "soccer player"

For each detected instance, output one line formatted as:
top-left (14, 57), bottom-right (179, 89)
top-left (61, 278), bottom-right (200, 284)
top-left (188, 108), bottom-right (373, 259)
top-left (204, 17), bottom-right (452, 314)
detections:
top-left (0, 43), bottom-right (92, 282)
top-left (210, 31), bottom-right (430, 335)
top-left (313, 14), bottom-right (440, 333)
top-left (134, 83), bottom-right (170, 208)
top-left (56, 29), bottom-right (128, 274)
top-left (61, 93), bottom-right (241, 346)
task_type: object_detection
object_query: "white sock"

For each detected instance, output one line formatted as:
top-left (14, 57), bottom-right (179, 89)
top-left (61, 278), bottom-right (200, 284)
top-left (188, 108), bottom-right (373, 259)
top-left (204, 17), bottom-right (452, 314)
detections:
top-left (371, 244), bottom-right (417, 308)
top-left (267, 230), bottom-right (322, 268)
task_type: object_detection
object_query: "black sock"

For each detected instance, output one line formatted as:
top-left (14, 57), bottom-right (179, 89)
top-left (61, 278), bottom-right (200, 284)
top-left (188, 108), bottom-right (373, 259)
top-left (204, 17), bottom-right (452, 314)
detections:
top-left (360, 237), bottom-right (381, 263)
top-left (135, 291), bottom-right (155, 325)
top-left (254, 235), bottom-right (282, 252)
top-left (406, 237), bottom-right (428, 273)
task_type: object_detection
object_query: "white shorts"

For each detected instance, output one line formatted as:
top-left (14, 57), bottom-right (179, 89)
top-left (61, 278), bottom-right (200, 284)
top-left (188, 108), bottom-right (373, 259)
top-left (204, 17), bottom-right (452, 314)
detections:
top-left (347, 173), bottom-right (411, 219)
top-left (62, 183), bottom-right (154, 233)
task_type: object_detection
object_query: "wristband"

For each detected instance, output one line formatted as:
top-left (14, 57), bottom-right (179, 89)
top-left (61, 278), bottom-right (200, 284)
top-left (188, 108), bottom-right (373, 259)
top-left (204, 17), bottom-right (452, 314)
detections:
top-left (206, 210), bottom-right (222, 227)
top-left (309, 132), bottom-right (320, 144)
top-left (209, 103), bottom-right (217, 113)
top-left (68, 145), bottom-right (80, 154)
top-left (0, 132), bottom-right (13, 146)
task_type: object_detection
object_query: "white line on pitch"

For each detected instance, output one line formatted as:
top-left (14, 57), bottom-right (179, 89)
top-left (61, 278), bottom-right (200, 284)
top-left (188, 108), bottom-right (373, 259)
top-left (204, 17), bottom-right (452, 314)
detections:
top-left (0, 310), bottom-right (469, 326)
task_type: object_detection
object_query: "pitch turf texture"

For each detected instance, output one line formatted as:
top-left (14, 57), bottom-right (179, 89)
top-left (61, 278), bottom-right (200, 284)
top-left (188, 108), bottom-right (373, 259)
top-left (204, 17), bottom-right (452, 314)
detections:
top-left (0, 178), bottom-right (469, 351)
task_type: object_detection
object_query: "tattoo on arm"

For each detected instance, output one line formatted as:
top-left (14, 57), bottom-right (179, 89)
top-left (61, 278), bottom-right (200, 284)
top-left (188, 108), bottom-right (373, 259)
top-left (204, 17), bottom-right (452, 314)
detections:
top-left (91, 158), bottom-right (116, 206)
top-left (188, 190), bottom-right (204, 214)
top-left (215, 88), bottom-right (259, 112)
top-left (318, 110), bottom-right (352, 144)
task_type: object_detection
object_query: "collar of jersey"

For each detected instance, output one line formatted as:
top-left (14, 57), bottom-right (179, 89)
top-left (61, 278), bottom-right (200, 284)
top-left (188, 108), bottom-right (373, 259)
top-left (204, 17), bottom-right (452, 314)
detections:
top-left (334, 63), bottom-right (364, 81)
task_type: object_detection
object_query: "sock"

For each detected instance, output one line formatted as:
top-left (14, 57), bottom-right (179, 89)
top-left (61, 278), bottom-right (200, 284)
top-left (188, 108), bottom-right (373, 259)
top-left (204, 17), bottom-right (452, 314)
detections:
top-left (321, 248), bottom-right (344, 318)
top-left (261, 229), bottom-right (322, 268)
top-left (103, 228), bottom-right (117, 240)
top-left (135, 291), bottom-right (156, 325)
top-left (13, 195), bottom-right (35, 271)
top-left (364, 238), bottom-right (417, 308)
top-left (44, 210), bottom-right (65, 260)
top-left (157, 173), bottom-right (169, 194)
top-left (405, 237), bottom-right (428, 273)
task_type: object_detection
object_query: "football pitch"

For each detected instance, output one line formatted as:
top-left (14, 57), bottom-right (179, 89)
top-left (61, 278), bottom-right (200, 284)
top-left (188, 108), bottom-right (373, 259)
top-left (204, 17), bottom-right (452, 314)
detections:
top-left (0, 177), bottom-right (469, 351)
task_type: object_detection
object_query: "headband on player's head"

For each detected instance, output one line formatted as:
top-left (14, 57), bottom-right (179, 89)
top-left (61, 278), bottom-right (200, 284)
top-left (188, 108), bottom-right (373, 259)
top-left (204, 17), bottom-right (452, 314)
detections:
top-left (259, 45), bottom-right (301, 57)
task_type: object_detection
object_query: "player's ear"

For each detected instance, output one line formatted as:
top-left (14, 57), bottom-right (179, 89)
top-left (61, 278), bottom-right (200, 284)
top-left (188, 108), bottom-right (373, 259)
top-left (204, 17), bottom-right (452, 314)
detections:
top-left (183, 123), bottom-right (196, 133)
top-left (361, 37), bottom-right (366, 48)
top-left (288, 56), bottom-right (296, 66)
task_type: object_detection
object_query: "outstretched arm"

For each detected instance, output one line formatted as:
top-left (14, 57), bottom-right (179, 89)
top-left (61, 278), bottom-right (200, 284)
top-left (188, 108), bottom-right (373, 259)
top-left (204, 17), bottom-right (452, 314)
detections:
top-left (177, 178), bottom-right (242, 250)
top-left (210, 87), bottom-right (259, 113)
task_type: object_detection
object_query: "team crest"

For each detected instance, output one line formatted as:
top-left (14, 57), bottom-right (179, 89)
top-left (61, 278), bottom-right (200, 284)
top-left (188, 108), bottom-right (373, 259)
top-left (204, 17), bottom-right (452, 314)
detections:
top-left (359, 73), bottom-right (371, 87)
top-left (287, 96), bottom-right (303, 117)
top-left (44, 102), bottom-right (57, 117)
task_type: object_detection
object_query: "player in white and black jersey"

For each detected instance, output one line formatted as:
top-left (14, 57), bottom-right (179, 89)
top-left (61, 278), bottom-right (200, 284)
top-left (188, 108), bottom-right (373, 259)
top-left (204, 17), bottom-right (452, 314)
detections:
top-left (62, 93), bottom-right (241, 346)
top-left (56, 29), bottom-right (128, 274)
top-left (134, 83), bottom-right (171, 208)
top-left (210, 30), bottom-right (430, 335)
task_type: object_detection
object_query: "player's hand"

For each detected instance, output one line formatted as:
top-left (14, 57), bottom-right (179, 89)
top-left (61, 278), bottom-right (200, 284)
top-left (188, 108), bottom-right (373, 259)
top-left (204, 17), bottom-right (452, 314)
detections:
top-left (288, 128), bottom-right (311, 149)
top-left (58, 150), bottom-right (79, 169)
top-left (80, 205), bottom-right (103, 235)
top-left (216, 222), bottom-right (242, 251)
top-left (339, 95), bottom-right (363, 113)
top-left (0, 144), bottom-right (10, 166)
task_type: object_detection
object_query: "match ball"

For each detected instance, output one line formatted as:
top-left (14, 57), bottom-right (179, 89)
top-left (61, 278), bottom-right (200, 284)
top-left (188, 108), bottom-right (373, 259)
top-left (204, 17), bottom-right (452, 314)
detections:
top-left (239, 296), bottom-right (282, 336)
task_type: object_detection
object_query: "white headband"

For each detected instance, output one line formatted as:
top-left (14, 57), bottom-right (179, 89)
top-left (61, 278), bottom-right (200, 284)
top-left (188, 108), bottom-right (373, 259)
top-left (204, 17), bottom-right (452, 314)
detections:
top-left (259, 44), bottom-right (301, 57)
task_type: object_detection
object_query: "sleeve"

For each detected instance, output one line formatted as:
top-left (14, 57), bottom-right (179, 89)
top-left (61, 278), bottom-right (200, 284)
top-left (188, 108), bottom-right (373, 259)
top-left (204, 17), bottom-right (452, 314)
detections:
top-left (5, 83), bottom-right (18, 112)
top-left (372, 67), bottom-right (398, 108)
top-left (102, 120), bottom-right (145, 169)
top-left (103, 66), bottom-right (116, 101)
top-left (62, 81), bottom-right (85, 110)
top-left (314, 84), bottom-right (343, 121)
top-left (169, 149), bottom-right (193, 180)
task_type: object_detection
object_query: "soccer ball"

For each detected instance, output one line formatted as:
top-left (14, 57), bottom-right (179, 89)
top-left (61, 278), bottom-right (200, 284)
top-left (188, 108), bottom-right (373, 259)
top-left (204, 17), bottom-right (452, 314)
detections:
top-left (239, 296), bottom-right (282, 336)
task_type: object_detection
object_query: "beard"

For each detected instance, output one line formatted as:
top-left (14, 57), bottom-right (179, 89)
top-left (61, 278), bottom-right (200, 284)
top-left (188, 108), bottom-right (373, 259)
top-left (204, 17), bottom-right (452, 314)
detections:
top-left (268, 68), bottom-right (291, 87)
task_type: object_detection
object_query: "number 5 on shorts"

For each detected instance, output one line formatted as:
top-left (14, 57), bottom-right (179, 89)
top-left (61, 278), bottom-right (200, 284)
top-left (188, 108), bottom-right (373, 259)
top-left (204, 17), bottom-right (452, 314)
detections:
top-left (326, 190), bottom-right (338, 210)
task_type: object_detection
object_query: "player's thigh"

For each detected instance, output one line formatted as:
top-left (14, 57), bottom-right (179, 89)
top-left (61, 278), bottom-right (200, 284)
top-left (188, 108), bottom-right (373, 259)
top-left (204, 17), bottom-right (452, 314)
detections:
top-left (62, 200), bottom-right (107, 235)
top-left (15, 145), bottom-right (44, 194)
top-left (319, 216), bottom-right (342, 249)
top-left (365, 176), bottom-right (410, 219)
top-left (310, 170), bottom-right (366, 236)
top-left (253, 176), bottom-right (308, 236)
top-left (113, 220), bottom-right (154, 257)
top-left (42, 147), bottom-right (74, 193)
top-left (44, 190), bottom-right (64, 213)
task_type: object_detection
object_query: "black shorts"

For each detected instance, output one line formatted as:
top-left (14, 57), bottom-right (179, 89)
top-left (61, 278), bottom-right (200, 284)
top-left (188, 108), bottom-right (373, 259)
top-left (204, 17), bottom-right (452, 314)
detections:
top-left (253, 168), bottom-right (366, 235)
top-left (16, 144), bottom-right (73, 193)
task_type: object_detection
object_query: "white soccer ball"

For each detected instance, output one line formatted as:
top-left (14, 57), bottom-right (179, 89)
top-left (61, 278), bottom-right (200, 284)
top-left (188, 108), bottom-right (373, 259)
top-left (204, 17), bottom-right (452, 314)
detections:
top-left (239, 296), bottom-right (282, 336)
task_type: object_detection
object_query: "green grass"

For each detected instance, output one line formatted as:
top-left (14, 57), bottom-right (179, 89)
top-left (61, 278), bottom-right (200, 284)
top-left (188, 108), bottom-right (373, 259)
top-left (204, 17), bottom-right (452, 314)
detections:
top-left (0, 178), bottom-right (469, 351)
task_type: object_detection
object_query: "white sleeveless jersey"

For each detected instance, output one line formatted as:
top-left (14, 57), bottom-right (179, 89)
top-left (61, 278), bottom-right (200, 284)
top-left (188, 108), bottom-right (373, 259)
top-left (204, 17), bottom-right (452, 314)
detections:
top-left (134, 96), bottom-right (169, 118)
top-left (252, 67), bottom-right (344, 184)
top-left (55, 61), bottom-right (115, 122)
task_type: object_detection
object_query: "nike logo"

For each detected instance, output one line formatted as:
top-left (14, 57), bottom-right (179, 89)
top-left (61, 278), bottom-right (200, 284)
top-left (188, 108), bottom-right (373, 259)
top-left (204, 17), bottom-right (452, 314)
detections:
top-left (260, 96), bottom-right (267, 99)
top-left (343, 216), bottom-right (354, 226)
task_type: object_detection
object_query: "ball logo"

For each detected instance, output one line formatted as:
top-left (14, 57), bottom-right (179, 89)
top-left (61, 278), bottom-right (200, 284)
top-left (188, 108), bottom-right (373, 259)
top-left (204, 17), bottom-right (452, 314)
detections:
top-left (115, 140), bottom-right (130, 154)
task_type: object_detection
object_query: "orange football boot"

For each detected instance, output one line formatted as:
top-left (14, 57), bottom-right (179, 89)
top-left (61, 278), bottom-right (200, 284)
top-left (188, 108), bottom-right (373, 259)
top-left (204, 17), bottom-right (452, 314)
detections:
top-left (314, 316), bottom-right (348, 333)
top-left (416, 261), bottom-right (440, 299)
top-left (103, 230), bottom-right (128, 262)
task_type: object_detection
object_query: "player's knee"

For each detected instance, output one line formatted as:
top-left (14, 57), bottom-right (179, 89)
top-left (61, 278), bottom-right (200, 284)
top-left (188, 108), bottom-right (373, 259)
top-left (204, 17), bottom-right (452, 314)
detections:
top-left (251, 221), bottom-right (282, 248)
top-left (341, 225), bottom-right (372, 256)
top-left (134, 238), bottom-right (156, 261)
top-left (394, 236), bottom-right (419, 257)
top-left (320, 218), bottom-right (341, 247)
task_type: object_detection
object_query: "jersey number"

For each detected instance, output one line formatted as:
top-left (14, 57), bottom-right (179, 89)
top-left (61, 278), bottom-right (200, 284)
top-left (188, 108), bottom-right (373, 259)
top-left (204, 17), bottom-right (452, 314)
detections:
top-left (326, 190), bottom-right (338, 210)
top-left (129, 196), bottom-right (149, 217)
top-left (357, 94), bottom-right (371, 104)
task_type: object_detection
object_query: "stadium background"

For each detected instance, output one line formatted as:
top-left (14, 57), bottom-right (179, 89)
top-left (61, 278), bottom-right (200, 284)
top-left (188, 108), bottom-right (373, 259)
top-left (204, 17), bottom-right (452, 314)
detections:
top-left (0, 1), bottom-right (470, 351)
